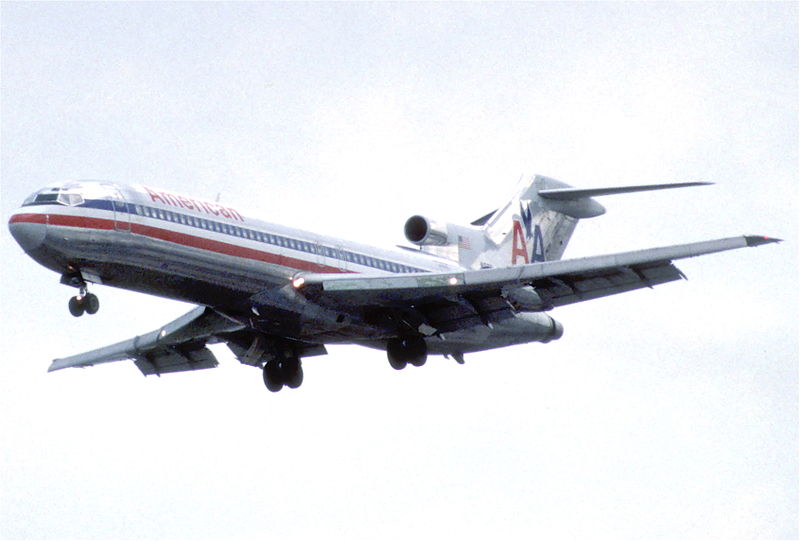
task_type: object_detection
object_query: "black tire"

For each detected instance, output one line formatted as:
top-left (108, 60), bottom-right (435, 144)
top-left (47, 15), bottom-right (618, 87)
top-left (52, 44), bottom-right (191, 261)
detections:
top-left (407, 337), bottom-right (428, 367)
top-left (285, 361), bottom-right (304, 389)
top-left (84, 293), bottom-right (100, 315)
top-left (388, 355), bottom-right (407, 371)
top-left (408, 355), bottom-right (427, 367)
top-left (68, 296), bottom-right (85, 317)
top-left (263, 361), bottom-right (284, 392)
top-left (388, 336), bottom-right (427, 368)
top-left (387, 338), bottom-right (405, 370)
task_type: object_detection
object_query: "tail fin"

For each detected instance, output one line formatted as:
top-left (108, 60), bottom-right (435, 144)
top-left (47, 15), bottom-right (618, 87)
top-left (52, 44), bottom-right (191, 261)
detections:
top-left (473, 175), bottom-right (711, 268)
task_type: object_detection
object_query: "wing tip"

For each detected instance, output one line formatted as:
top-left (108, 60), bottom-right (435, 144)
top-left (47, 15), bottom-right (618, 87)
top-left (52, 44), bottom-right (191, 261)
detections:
top-left (745, 235), bottom-right (782, 247)
top-left (48, 358), bottom-right (92, 372)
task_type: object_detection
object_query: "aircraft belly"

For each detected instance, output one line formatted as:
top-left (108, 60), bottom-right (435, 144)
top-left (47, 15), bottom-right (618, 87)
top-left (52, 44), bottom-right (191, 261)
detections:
top-left (40, 225), bottom-right (288, 305)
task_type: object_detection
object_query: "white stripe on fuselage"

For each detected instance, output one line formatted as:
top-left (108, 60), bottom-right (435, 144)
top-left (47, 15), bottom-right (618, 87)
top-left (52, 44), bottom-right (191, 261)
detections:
top-left (47, 182), bottom-right (463, 277)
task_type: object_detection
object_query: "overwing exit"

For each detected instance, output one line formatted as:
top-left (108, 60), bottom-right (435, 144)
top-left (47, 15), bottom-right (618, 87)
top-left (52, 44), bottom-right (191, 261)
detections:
top-left (8, 175), bottom-right (780, 391)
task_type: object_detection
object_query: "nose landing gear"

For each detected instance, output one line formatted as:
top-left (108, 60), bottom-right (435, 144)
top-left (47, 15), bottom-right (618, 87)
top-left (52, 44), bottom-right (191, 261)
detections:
top-left (61, 269), bottom-right (101, 317)
top-left (68, 285), bottom-right (100, 317)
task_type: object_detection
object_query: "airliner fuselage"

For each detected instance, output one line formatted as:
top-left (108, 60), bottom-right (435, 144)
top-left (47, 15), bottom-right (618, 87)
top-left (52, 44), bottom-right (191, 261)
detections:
top-left (11, 180), bottom-right (456, 306)
top-left (8, 176), bottom-right (778, 391)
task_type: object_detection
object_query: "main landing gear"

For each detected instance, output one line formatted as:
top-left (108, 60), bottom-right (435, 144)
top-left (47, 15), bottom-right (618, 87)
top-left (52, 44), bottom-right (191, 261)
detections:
top-left (68, 286), bottom-right (99, 317)
top-left (386, 336), bottom-right (428, 370)
top-left (262, 355), bottom-right (303, 392)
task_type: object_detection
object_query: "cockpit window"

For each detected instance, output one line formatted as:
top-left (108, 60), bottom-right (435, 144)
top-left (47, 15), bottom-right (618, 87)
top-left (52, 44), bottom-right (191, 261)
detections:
top-left (23, 187), bottom-right (59, 206)
top-left (57, 192), bottom-right (84, 206)
top-left (23, 185), bottom-right (86, 207)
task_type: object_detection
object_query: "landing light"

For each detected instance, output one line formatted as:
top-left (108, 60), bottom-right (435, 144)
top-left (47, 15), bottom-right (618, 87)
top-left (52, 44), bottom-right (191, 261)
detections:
top-left (292, 277), bottom-right (306, 289)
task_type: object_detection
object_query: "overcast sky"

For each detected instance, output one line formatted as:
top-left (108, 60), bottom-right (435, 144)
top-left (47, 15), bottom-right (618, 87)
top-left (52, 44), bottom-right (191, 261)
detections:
top-left (1, 2), bottom-right (797, 539)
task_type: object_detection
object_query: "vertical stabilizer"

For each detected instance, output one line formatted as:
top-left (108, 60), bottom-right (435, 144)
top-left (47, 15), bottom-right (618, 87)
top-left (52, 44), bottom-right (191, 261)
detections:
top-left (478, 175), bottom-right (599, 268)
top-left (414, 175), bottom-right (711, 270)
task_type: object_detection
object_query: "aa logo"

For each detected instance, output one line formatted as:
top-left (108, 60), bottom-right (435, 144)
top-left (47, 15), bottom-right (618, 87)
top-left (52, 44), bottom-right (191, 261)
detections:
top-left (512, 221), bottom-right (545, 264)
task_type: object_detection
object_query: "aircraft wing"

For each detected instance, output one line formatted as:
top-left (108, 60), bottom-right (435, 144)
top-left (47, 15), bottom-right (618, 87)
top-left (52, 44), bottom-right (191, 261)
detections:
top-left (297, 236), bottom-right (780, 316)
top-left (49, 306), bottom-right (245, 375)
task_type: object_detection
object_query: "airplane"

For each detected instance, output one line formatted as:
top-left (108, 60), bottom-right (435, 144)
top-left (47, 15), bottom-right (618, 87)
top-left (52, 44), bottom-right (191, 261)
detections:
top-left (8, 175), bottom-right (780, 392)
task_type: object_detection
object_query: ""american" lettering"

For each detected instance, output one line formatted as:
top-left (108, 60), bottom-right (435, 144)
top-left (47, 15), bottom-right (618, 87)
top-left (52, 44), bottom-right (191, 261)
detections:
top-left (144, 187), bottom-right (244, 222)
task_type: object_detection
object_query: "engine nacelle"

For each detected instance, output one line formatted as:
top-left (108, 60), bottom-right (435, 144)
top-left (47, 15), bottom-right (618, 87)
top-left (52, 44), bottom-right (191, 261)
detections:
top-left (516, 312), bottom-right (564, 343)
top-left (404, 215), bottom-right (453, 246)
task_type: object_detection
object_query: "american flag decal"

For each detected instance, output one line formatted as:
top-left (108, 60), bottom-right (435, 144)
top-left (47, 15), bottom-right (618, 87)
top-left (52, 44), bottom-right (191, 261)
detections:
top-left (458, 235), bottom-right (471, 250)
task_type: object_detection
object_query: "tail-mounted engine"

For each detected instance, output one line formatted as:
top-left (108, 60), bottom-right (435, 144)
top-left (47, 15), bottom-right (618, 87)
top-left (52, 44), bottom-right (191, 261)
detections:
top-left (404, 215), bottom-right (453, 246)
top-left (403, 215), bottom-right (483, 266)
top-left (405, 214), bottom-right (481, 247)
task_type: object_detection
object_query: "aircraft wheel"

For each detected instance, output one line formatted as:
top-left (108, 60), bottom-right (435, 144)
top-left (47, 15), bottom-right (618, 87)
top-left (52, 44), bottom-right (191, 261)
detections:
top-left (408, 355), bottom-right (427, 367)
top-left (263, 361), bottom-right (284, 392)
top-left (85, 293), bottom-right (100, 315)
top-left (407, 337), bottom-right (428, 367)
top-left (387, 339), bottom-right (407, 370)
top-left (68, 296), bottom-right (85, 317)
top-left (387, 337), bottom-right (426, 370)
top-left (285, 359), bottom-right (304, 389)
top-left (388, 355), bottom-right (407, 371)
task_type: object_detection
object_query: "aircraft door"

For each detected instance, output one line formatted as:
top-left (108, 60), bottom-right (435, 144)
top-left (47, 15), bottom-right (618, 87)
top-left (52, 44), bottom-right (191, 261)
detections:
top-left (314, 241), bottom-right (324, 269)
top-left (316, 242), bottom-right (346, 272)
top-left (107, 185), bottom-right (131, 232)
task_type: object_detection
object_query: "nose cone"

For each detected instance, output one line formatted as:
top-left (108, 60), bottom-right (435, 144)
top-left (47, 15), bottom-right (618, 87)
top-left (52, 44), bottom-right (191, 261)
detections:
top-left (8, 213), bottom-right (47, 252)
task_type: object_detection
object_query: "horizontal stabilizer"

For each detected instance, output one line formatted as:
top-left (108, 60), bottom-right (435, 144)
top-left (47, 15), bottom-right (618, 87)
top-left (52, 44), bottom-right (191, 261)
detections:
top-left (538, 181), bottom-right (713, 200)
top-left (470, 210), bottom-right (497, 227)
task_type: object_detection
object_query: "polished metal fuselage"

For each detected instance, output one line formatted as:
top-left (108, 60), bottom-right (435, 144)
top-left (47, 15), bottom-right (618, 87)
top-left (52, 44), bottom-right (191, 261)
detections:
top-left (9, 180), bottom-right (562, 353)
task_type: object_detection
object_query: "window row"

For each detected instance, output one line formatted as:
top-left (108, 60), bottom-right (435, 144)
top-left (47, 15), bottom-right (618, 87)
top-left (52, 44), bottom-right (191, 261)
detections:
top-left (130, 204), bottom-right (422, 274)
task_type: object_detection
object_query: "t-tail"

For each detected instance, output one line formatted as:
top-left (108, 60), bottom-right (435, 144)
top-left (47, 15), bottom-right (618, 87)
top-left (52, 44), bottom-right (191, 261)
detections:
top-left (402, 175), bottom-right (711, 269)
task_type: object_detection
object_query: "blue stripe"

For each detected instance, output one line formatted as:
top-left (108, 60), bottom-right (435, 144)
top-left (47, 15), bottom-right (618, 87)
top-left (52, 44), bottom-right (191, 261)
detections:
top-left (74, 199), bottom-right (426, 274)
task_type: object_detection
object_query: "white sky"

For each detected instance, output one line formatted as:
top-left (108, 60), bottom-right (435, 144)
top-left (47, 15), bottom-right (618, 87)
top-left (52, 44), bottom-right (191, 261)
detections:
top-left (1, 2), bottom-right (797, 539)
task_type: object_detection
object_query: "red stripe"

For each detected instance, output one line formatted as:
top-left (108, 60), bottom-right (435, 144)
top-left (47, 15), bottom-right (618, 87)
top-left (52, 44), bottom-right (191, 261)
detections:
top-left (49, 214), bottom-right (116, 230)
top-left (12, 212), bottom-right (348, 274)
top-left (9, 213), bottom-right (47, 225)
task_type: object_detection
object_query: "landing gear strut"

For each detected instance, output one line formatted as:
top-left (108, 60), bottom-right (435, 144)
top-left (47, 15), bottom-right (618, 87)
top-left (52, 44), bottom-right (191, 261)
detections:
top-left (262, 355), bottom-right (303, 392)
top-left (387, 336), bottom-right (428, 370)
top-left (68, 285), bottom-right (99, 317)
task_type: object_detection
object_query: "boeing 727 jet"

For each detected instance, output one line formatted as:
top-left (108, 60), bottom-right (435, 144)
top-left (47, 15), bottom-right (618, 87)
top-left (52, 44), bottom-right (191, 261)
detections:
top-left (8, 175), bottom-right (779, 391)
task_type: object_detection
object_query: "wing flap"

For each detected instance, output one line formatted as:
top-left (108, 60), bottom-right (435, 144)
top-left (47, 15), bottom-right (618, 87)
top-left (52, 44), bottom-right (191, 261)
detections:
top-left (529, 261), bottom-right (684, 309)
top-left (134, 345), bottom-right (219, 376)
top-left (49, 306), bottom-right (245, 375)
top-left (298, 236), bottom-right (779, 306)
